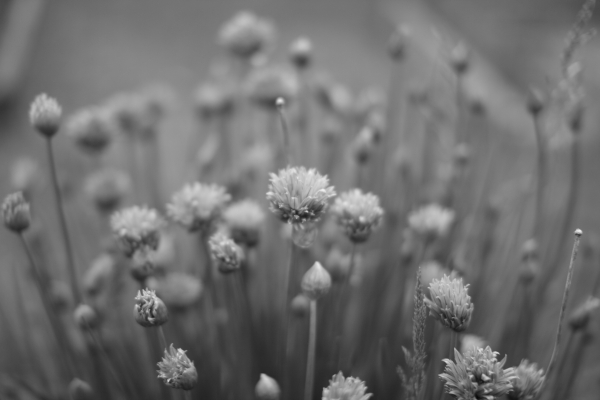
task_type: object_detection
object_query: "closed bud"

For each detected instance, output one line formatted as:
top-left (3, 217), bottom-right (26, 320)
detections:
top-left (290, 37), bottom-right (312, 69)
top-left (256, 373), bottom-right (281, 400)
top-left (134, 289), bottom-right (169, 327)
top-left (521, 238), bottom-right (539, 261)
top-left (352, 127), bottom-right (375, 165)
top-left (2, 192), bottom-right (31, 233)
top-left (74, 303), bottom-right (99, 329)
top-left (527, 88), bottom-right (545, 116)
top-left (301, 261), bottom-right (332, 301)
top-left (30, 94), bottom-right (62, 137)
top-left (449, 42), bottom-right (470, 75)
top-left (68, 378), bottom-right (93, 400)
top-left (290, 294), bottom-right (311, 317)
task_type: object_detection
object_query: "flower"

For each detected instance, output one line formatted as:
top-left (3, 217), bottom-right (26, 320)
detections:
top-left (301, 261), bottom-right (332, 301)
top-left (322, 372), bottom-right (372, 400)
top-left (65, 107), bottom-right (116, 154)
top-left (194, 81), bottom-right (235, 119)
top-left (110, 206), bottom-right (164, 257)
top-left (508, 360), bottom-right (544, 400)
top-left (266, 166), bottom-right (335, 225)
top-left (134, 288), bottom-right (169, 327)
top-left (68, 378), bottom-right (93, 400)
top-left (289, 37), bottom-right (312, 69)
top-left (218, 11), bottom-right (274, 59)
top-left (73, 304), bottom-right (99, 329)
top-left (104, 92), bottom-right (147, 136)
top-left (157, 344), bottom-right (197, 390)
top-left (223, 199), bottom-right (265, 247)
top-left (209, 233), bottom-right (245, 273)
top-left (408, 203), bottom-right (455, 239)
top-left (83, 253), bottom-right (116, 297)
top-left (425, 274), bottom-right (474, 332)
top-left (2, 192), bottom-right (31, 233)
top-left (255, 373), bottom-right (281, 400)
top-left (85, 169), bottom-right (130, 213)
top-left (290, 294), bottom-right (311, 317)
top-left (460, 334), bottom-right (487, 355)
top-left (568, 296), bottom-right (600, 331)
top-left (330, 189), bottom-right (384, 243)
top-left (245, 65), bottom-right (300, 108)
top-left (148, 273), bottom-right (203, 310)
top-left (167, 182), bottom-right (231, 233)
top-left (29, 94), bottom-right (62, 137)
top-left (440, 347), bottom-right (516, 400)
top-left (352, 126), bottom-right (376, 165)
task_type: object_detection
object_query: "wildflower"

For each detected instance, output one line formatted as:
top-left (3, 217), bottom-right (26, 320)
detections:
top-left (331, 189), bottom-right (384, 243)
top-left (388, 25), bottom-right (410, 61)
top-left (104, 92), bottom-right (147, 136)
top-left (111, 206), bottom-right (164, 257)
top-left (194, 81), bottom-right (235, 119)
top-left (290, 294), bottom-right (311, 317)
top-left (167, 182), bottom-right (231, 233)
top-left (2, 192), bottom-right (31, 233)
top-left (420, 260), bottom-right (447, 289)
top-left (223, 199), bottom-right (265, 247)
top-left (425, 274), bottom-right (473, 332)
top-left (134, 288), bottom-right (169, 327)
top-left (301, 261), bottom-right (332, 301)
top-left (352, 127), bottom-right (376, 165)
top-left (85, 169), bottom-right (130, 213)
top-left (73, 304), bottom-right (99, 329)
top-left (508, 360), bottom-right (544, 400)
top-left (322, 372), bottom-right (372, 400)
top-left (11, 157), bottom-right (38, 194)
top-left (65, 107), bottom-right (115, 154)
top-left (460, 334), bottom-right (487, 355)
top-left (324, 247), bottom-right (352, 282)
top-left (568, 296), bottom-right (600, 331)
top-left (68, 378), bottom-right (93, 400)
top-left (408, 203), bottom-right (455, 240)
top-left (218, 11), bottom-right (274, 59)
top-left (526, 88), bottom-right (546, 116)
top-left (255, 373), bottom-right (281, 400)
top-left (209, 233), bottom-right (244, 274)
top-left (266, 166), bottom-right (335, 225)
top-left (83, 253), bottom-right (116, 297)
top-left (148, 273), bottom-right (203, 311)
top-left (245, 65), bottom-right (300, 108)
top-left (49, 280), bottom-right (72, 313)
top-left (157, 344), bottom-right (198, 390)
top-left (29, 94), bottom-right (62, 137)
top-left (289, 37), bottom-right (313, 69)
top-left (449, 42), bottom-right (470, 75)
top-left (440, 347), bottom-right (516, 400)
top-left (353, 86), bottom-right (386, 120)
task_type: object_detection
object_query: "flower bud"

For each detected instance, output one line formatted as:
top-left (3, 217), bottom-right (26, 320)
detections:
top-left (134, 288), bottom-right (169, 327)
top-left (569, 296), bottom-right (600, 331)
top-left (68, 378), bottom-right (93, 400)
top-left (388, 25), bottom-right (409, 61)
top-left (449, 42), bottom-right (470, 75)
top-left (157, 344), bottom-right (197, 390)
top-left (74, 303), bottom-right (99, 329)
top-left (289, 37), bottom-right (312, 69)
top-left (209, 233), bottom-right (245, 274)
top-left (290, 294), bottom-right (311, 317)
top-left (255, 373), bottom-right (281, 400)
top-left (301, 261), bottom-right (332, 301)
top-left (49, 280), bottom-right (73, 313)
top-left (30, 94), bottom-right (62, 137)
top-left (527, 88), bottom-right (545, 116)
top-left (2, 192), bottom-right (31, 233)
top-left (521, 238), bottom-right (539, 262)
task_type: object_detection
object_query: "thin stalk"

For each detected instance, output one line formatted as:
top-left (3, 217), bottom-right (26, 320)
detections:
top-left (559, 331), bottom-right (589, 400)
top-left (550, 329), bottom-right (576, 400)
top-left (304, 300), bottom-right (317, 400)
top-left (45, 138), bottom-right (82, 304)
top-left (158, 326), bottom-right (168, 351)
top-left (184, 390), bottom-right (193, 400)
top-left (281, 240), bottom-right (297, 395)
top-left (276, 100), bottom-right (292, 166)
top-left (448, 331), bottom-right (457, 361)
top-left (531, 114), bottom-right (547, 240)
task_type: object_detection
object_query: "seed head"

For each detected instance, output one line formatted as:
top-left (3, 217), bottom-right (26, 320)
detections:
top-left (29, 94), bottom-right (62, 137)
top-left (266, 166), bottom-right (335, 225)
top-left (508, 360), bottom-right (544, 400)
top-left (167, 182), bottom-right (231, 233)
top-left (322, 372), bottom-right (372, 400)
top-left (209, 233), bottom-right (245, 274)
top-left (73, 303), bottom-right (99, 329)
top-left (301, 261), bottom-right (332, 301)
top-left (157, 344), bottom-right (198, 390)
top-left (568, 296), bottom-right (600, 331)
top-left (255, 373), bottom-right (281, 400)
top-left (110, 206), bottom-right (164, 257)
top-left (2, 192), bottom-right (31, 233)
top-left (148, 272), bottom-right (203, 311)
top-left (65, 107), bottom-right (116, 154)
top-left (218, 11), bottom-right (274, 59)
top-left (223, 199), bottom-right (265, 247)
top-left (425, 274), bottom-right (474, 332)
top-left (245, 65), bottom-right (300, 108)
top-left (331, 189), bottom-right (384, 243)
top-left (134, 288), bottom-right (169, 327)
top-left (289, 37), bottom-right (313, 69)
top-left (408, 203), bottom-right (455, 240)
top-left (68, 378), bottom-right (93, 400)
top-left (85, 169), bottom-right (130, 213)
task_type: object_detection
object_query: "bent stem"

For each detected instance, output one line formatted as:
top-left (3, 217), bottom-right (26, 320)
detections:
top-left (304, 300), bottom-right (317, 400)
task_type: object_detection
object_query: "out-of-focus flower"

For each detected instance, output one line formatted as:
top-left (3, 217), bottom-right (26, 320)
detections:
top-left (49, 280), bottom-right (73, 313)
top-left (324, 247), bottom-right (352, 282)
top-left (134, 288), bottom-right (169, 327)
top-left (218, 11), bottom-right (274, 59)
top-left (331, 189), bottom-right (384, 243)
top-left (408, 204), bottom-right (455, 240)
top-left (73, 303), bottom-right (99, 329)
top-left (508, 360), bottom-right (544, 400)
top-left (10, 157), bottom-right (38, 195)
top-left (352, 126), bottom-right (376, 165)
top-left (388, 25), bottom-right (410, 61)
top-left (167, 182), bottom-right (231, 234)
top-left (68, 378), bottom-right (93, 400)
top-left (255, 373), bottom-right (281, 400)
top-left (85, 169), bottom-right (130, 213)
top-left (527, 88), bottom-right (546, 116)
top-left (157, 344), bottom-right (197, 390)
top-left (83, 253), bottom-right (116, 297)
top-left (449, 42), bottom-right (470, 75)
top-left (266, 166), bottom-right (335, 225)
top-left (30, 94), bottom-right (62, 137)
top-left (301, 261), bottom-right (332, 301)
top-left (104, 92), bottom-right (147, 136)
top-left (440, 347), bottom-right (515, 400)
top-left (209, 233), bottom-right (244, 274)
top-left (110, 206), bottom-right (164, 257)
top-left (194, 81), bottom-right (235, 119)
top-left (460, 334), bottom-right (487, 355)
top-left (420, 260), bottom-right (446, 290)
top-left (245, 65), bottom-right (300, 108)
top-left (139, 84), bottom-right (174, 130)
top-left (290, 294), bottom-right (311, 317)
top-left (2, 192), bottom-right (31, 233)
top-left (322, 372), bottom-right (372, 400)
top-left (569, 296), bottom-right (600, 331)
top-left (425, 274), bottom-right (473, 332)
top-left (148, 273), bottom-right (203, 311)
top-left (65, 107), bottom-right (116, 155)
top-left (353, 86), bottom-right (386, 121)
top-left (289, 37), bottom-right (313, 69)
top-left (223, 199), bottom-right (265, 248)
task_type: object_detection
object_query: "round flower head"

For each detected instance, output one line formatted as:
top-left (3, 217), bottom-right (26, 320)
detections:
top-left (408, 203), bottom-right (455, 240)
top-left (104, 92), bottom-right (147, 136)
top-left (331, 189), bottom-right (384, 243)
top-left (73, 303), bottom-right (99, 329)
top-left (301, 261), bottom-right (332, 301)
top-left (245, 65), bottom-right (300, 108)
top-left (441, 346), bottom-right (515, 400)
top-left (83, 253), bottom-right (116, 297)
top-left (85, 169), bottom-right (130, 213)
top-left (134, 288), bottom-right (169, 327)
top-left (352, 126), bottom-right (376, 165)
top-left (29, 93), bottom-right (62, 137)
top-left (2, 192), bottom-right (31, 233)
top-left (322, 372), bottom-right (372, 400)
top-left (289, 37), bottom-right (313, 69)
top-left (194, 81), bottom-right (235, 119)
top-left (209, 233), bottom-right (245, 274)
top-left (508, 360), bottom-right (544, 400)
top-left (218, 11), bottom-right (274, 59)
top-left (255, 373), bottom-right (281, 400)
top-left (568, 296), bottom-right (600, 331)
top-left (167, 182), bottom-right (231, 233)
top-left (223, 199), bottom-right (265, 247)
top-left (266, 166), bottom-right (335, 225)
top-left (110, 206), bottom-right (164, 257)
top-left (425, 274), bottom-right (474, 332)
top-left (157, 344), bottom-right (197, 390)
top-left (68, 378), bottom-right (93, 400)
top-left (290, 293), bottom-right (311, 317)
top-left (65, 107), bottom-right (116, 154)
top-left (11, 157), bottom-right (38, 195)
top-left (148, 273), bottom-right (203, 311)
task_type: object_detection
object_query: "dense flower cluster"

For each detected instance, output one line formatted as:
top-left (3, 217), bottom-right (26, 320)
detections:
top-left (425, 274), bottom-right (474, 332)
top-left (330, 189), bottom-right (384, 243)
top-left (408, 203), bottom-right (455, 239)
top-left (134, 289), bottom-right (169, 327)
top-left (2, 192), bottom-right (31, 233)
top-left (322, 372), bottom-right (372, 400)
top-left (29, 93), bottom-right (62, 137)
top-left (167, 182), bottom-right (231, 233)
top-left (508, 360), bottom-right (544, 400)
top-left (218, 11), bottom-right (274, 59)
top-left (157, 344), bottom-right (197, 390)
top-left (209, 233), bottom-right (245, 273)
top-left (110, 206), bottom-right (164, 257)
top-left (223, 199), bottom-right (265, 247)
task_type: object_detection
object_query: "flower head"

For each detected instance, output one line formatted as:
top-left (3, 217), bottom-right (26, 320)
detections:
top-left (2, 192), bottom-right (31, 233)
top-left (30, 94), bottom-right (62, 137)
top-left (301, 261), bottom-right (332, 301)
top-left (245, 65), bottom-right (300, 108)
top-left (331, 189), bottom-right (384, 243)
top-left (68, 378), bottom-right (93, 400)
top-left (65, 107), bottom-right (116, 154)
top-left (11, 157), bottom-right (38, 194)
top-left (425, 274), bottom-right (474, 332)
top-left (194, 81), bottom-right (235, 119)
top-left (148, 273), bottom-right (203, 310)
top-left (218, 11), bottom-right (274, 59)
top-left (508, 360), bottom-right (544, 400)
top-left (73, 303), bottom-right (99, 329)
top-left (322, 372), bottom-right (372, 400)
top-left (83, 254), bottom-right (116, 297)
top-left (85, 169), bottom-right (130, 213)
top-left (134, 288), bottom-right (169, 327)
top-left (289, 37), bottom-right (313, 69)
top-left (223, 199), bottom-right (265, 247)
top-left (167, 182), bottom-right (231, 233)
top-left (255, 373), bottom-right (281, 400)
top-left (209, 233), bottom-right (245, 273)
top-left (408, 203), bottom-right (455, 239)
top-left (568, 296), bottom-right (600, 331)
top-left (110, 206), bottom-right (164, 257)
top-left (266, 166), bottom-right (335, 225)
top-left (157, 344), bottom-right (197, 390)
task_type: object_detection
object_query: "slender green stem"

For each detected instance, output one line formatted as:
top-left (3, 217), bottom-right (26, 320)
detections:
top-left (281, 240), bottom-right (297, 394)
top-left (531, 114), bottom-right (547, 240)
top-left (448, 330), bottom-right (457, 361)
top-left (158, 326), bottom-right (168, 351)
top-left (184, 390), bottom-right (193, 400)
top-left (276, 100), bottom-right (292, 165)
top-left (304, 300), bottom-right (318, 400)
top-left (45, 138), bottom-right (82, 304)
top-left (550, 329), bottom-right (575, 400)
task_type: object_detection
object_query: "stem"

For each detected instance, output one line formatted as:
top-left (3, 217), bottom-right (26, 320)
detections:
top-left (531, 114), bottom-right (547, 240)
top-left (158, 326), bottom-right (168, 351)
top-left (550, 329), bottom-right (575, 400)
top-left (184, 390), bottom-right (193, 400)
top-left (448, 330), bottom-right (457, 361)
top-left (304, 300), bottom-right (317, 400)
top-left (45, 138), bottom-right (82, 304)
top-left (281, 240), bottom-right (297, 393)
top-left (276, 100), bottom-right (292, 165)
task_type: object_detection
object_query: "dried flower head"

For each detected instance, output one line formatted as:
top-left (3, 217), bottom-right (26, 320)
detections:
top-left (2, 192), bottom-right (31, 233)
top-left (157, 344), bottom-right (197, 390)
top-left (441, 347), bottom-right (516, 400)
top-left (425, 274), bottom-right (474, 332)
top-left (167, 182), bottom-right (231, 233)
top-left (223, 199), bottom-right (265, 247)
top-left (110, 206), bottom-right (164, 257)
top-left (255, 373), bottom-right (281, 400)
top-left (331, 189), bottom-right (384, 243)
top-left (322, 372), bottom-right (372, 400)
top-left (85, 169), bottom-right (130, 213)
top-left (209, 233), bottom-right (245, 273)
top-left (148, 273), bottom-right (203, 310)
top-left (408, 203), bottom-right (455, 240)
top-left (301, 261), bottom-right (332, 301)
top-left (65, 107), bottom-right (116, 154)
top-left (245, 65), bottom-right (300, 108)
top-left (218, 11), bottom-right (274, 59)
top-left (266, 166), bottom-right (335, 225)
top-left (134, 288), bottom-right (169, 327)
top-left (508, 360), bottom-right (544, 400)
top-left (289, 37), bottom-right (313, 69)
top-left (30, 94), bottom-right (62, 137)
